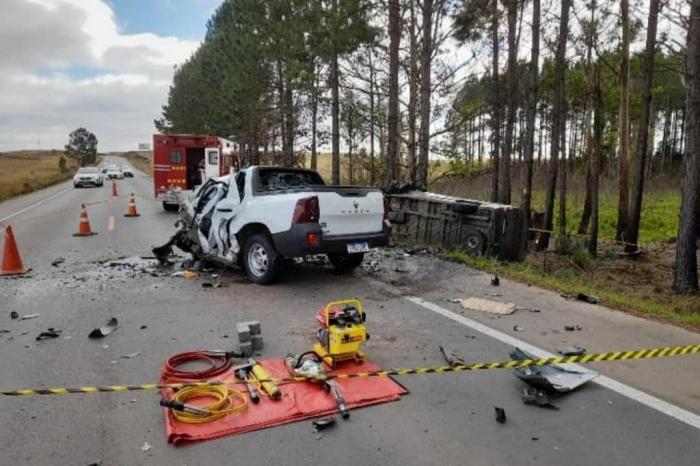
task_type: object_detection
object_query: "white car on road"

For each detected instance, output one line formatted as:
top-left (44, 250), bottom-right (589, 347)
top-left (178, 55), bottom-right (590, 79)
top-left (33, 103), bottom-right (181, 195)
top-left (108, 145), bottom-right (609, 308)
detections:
top-left (106, 167), bottom-right (124, 179)
top-left (73, 167), bottom-right (104, 188)
top-left (157, 166), bottom-right (390, 284)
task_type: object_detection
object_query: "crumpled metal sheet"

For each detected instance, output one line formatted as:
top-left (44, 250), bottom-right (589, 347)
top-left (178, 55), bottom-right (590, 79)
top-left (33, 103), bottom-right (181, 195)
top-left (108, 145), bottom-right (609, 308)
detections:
top-left (509, 348), bottom-right (598, 393)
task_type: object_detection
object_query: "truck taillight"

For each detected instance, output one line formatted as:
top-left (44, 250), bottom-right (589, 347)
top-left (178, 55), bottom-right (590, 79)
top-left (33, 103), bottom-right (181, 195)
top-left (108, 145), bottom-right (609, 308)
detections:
top-left (292, 196), bottom-right (319, 224)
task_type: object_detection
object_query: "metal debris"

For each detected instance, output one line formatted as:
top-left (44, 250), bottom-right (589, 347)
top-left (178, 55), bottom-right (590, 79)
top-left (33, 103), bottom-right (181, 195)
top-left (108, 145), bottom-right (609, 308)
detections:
top-left (558, 346), bottom-right (586, 356)
top-left (439, 346), bottom-right (466, 367)
top-left (521, 388), bottom-right (559, 410)
top-left (88, 317), bottom-right (119, 339)
top-left (564, 325), bottom-right (583, 332)
top-left (19, 314), bottom-right (41, 321)
top-left (121, 352), bottom-right (142, 359)
top-left (312, 417), bottom-right (337, 431)
top-left (140, 442), bottom-right (152, 452)
top-left (10, 311), bottom-right (19, 319)
top-left (36, 329), bottom-right (62, 341)
top-left (51, 257), bottom-right (65, 267)
top-left (562, 293), bottom-right (599, 304)
top-left (509, 348), bottom-right (598, 393)
top-left (512, 325), bottom-right (525, 332)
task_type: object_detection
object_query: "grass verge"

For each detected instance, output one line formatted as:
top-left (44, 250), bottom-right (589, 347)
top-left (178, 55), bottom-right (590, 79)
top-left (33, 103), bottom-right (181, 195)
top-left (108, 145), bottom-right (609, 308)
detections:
top-left (0, 151), bottom-right (79, 202)
top-left (446, 248), bottom-right (700, 329)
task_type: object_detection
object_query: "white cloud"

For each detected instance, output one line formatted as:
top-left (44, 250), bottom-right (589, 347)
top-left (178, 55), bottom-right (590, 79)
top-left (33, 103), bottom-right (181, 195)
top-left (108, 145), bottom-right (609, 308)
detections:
top-left (0, 0), bottom-right (200, 151)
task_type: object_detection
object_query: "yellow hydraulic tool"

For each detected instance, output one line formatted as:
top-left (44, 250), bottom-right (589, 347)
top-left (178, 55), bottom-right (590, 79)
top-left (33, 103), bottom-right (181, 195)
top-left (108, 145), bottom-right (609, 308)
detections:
top-left (313, 299), bottom-right (368, 368)
top-left (249, 359), bottom-right (281, 400)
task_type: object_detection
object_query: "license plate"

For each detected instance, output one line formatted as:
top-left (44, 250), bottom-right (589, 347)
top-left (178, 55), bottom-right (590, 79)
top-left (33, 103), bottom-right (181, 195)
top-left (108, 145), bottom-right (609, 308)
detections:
top-left (347, 242), bottom-right (370, 254)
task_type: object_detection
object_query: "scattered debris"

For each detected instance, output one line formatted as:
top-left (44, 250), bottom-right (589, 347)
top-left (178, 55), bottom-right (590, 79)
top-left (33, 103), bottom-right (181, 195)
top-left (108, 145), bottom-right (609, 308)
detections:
top-left (494, 406), bottom-right (507, 424)
top-left (531, 437), bottom-right (539, 442)
top-left (88, 317), bottom-right (119, 339)
top-left (36, 329), bottom-right (62, 341)
top-left (521, 388), bottom-right (559, 410)
top-left (564, 325), bottom-right (583, 332)
top-left (509, 348), bottom-right (598, 393)
top-left (456, 297), bottom-right (516, 315)
top-left (491, 275), bottom-right (500, 287)
top-left (0, 329), bottom-right (10, 335)
top-left (140, 325), bottom-right (147, 330)
top-left (447, 298), bottom-right (461, 304)
top-left (10, 311), bottom-right (19, 319)
top-left (558, 346), bottom-right (586, 356)
top-left (562, 293), bottom-right (599, 304)
top-left (19, 313), bottom-right (41, 321)
top-left (201, 282), bottom-right (214, 288)
top-left (439, 346), bottom-right (466, 367)
top-left (512, 325), bottom-right (525, 332)
top-left (121, 352), bottom-right (142, 359)
top-left (312, 417), bottom-right (336, 431)
top-left (171, 270), bottom-right (199, 279)
top-left (140, 442), bottom-right (152, 452)
top-left (51, 257), bottom-right (65, 267)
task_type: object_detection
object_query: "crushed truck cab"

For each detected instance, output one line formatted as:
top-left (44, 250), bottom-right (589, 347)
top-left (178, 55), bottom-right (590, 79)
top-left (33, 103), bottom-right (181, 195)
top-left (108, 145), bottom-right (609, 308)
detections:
top-left (156, 166), bottom-right (390, 284)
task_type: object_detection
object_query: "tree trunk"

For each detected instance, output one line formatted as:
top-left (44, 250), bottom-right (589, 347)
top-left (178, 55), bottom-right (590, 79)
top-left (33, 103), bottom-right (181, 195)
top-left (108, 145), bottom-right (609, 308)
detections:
top-left (283, 71), bottom-right (295, 167)
top-left (407, 0), bottom-right (418, 184)
top-left (558, 104), bottom-right (568, 244)
top-left (537, 0), bottom-right (570, 250)
top-left (311, 65), bottom-right (318, 171)
top-left (386, 0), bottom-right (401, 190)
top-left (478, 113), bottom-right (484, 168)
top-left (673, 0), bottom-right (699, 292)
top-left (625, 0), bottom-right (660, 253)
top-left (330, 0), bottom-right (340, 184)
top-left (368, 48), bottom-right (376, 185)
top-left (616, 0), bottom-right (631, 240)
top-left (589, 63), bottom-right (603, 255)
top-left (490, 0), bottom-right (501, 203)
top-left (418, 0), bottom-right (433, 190)
top-left (521, 0), bottom-right (539, 252)
top-left (499, 0), bottom-right (517, 204)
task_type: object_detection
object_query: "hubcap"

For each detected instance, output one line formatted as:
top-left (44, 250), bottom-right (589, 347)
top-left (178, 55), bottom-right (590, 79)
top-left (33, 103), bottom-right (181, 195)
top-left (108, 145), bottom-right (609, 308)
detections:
top-left (248, 243), bottom-right (269, 277)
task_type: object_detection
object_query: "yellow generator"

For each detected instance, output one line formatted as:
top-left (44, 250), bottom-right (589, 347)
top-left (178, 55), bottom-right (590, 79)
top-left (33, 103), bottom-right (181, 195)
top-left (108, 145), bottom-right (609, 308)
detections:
top-left (313, 299), bottom-right (368, 368)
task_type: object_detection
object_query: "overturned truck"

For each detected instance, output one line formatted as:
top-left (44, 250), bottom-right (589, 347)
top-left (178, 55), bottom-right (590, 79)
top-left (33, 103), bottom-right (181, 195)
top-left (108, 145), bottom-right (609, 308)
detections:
top-left (388, 191), bottom-right (526, 262)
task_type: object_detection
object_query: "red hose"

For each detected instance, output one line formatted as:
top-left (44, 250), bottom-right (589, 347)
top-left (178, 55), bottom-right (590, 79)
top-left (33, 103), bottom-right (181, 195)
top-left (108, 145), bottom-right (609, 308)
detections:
top-left (163, 351), bottom-right (233, 381)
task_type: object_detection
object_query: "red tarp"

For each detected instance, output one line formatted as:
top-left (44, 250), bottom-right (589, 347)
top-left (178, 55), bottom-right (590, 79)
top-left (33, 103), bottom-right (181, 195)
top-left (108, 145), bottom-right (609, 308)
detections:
top-left (162, 358), bottom-right (407, 445)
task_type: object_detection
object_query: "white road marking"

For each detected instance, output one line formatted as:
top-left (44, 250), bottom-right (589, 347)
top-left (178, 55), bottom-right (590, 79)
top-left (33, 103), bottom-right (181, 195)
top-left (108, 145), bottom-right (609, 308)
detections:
top-left (108, 216), bottom-right (116, 231)
top-left (0, 187), bottom-right (71, 223)
top-left (405, 295), bottom-right (700, 430)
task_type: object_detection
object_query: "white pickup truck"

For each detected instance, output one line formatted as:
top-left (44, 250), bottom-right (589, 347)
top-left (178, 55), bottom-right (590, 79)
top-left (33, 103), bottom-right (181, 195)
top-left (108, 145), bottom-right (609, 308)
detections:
top-left (154, 166), bottom-right (390, 284)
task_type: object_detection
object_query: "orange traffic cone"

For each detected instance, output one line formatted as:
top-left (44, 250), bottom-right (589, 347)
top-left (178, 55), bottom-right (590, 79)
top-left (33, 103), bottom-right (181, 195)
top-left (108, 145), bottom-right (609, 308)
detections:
top-left (112, 180), bottom-right (118, 198)
top-left (124, 193), bottom-right (140, 217)
top-left (0, 225), bottom-right (30, 276)
top-left (73, 204), bottom-right (97, 237)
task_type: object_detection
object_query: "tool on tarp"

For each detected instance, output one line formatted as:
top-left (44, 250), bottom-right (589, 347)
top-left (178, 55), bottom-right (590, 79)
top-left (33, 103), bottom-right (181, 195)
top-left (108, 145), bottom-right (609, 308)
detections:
top-left (160, 398), bottom-right (211, 416)
top-left (161, 384), bottom-right (248, 424)
top-left (235, 358), bottom-right (281, 400)
top-left (285, 352), bottom-right (349, 418)
top-left (313, 299), bottom-right (368, 368)
top-left (233, 361), bottom-right (260, 404)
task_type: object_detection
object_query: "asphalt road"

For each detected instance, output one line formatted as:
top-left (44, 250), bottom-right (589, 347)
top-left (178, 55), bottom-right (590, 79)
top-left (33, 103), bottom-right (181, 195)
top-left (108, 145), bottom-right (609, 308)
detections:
top-left (1, 156), bottom-right (699, 465)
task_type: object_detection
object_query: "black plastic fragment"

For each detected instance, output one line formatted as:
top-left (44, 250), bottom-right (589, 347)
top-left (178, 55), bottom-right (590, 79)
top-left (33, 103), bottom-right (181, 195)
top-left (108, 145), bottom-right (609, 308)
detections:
top-left (89, 317), bottom-right (119, 339)
top-left (36, 329), bottom-right (61, 341)
top-left (10, 311), bottom-right (19, 319)
top-left (494, 406), bottom-right (506, 423)
top-left (491, 275), bottom-right (500, 286)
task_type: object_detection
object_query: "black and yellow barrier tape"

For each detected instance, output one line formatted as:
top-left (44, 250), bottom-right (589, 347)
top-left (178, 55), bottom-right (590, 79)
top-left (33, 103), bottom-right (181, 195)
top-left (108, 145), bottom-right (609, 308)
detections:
top-left (2, 343), bottom-right (699, 397)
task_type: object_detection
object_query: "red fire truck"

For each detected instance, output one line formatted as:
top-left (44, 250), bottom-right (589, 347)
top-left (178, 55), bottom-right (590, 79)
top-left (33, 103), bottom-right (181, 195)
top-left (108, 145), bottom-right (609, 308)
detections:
top-left (153, 134), bottom-right (239, 211)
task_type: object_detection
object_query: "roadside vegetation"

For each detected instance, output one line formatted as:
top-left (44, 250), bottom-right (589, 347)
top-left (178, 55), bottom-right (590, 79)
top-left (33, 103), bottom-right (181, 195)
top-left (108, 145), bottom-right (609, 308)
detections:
top-left (122, 151), bottom-right (153, 175)
top-left (0, 151), bottom-right (78, 202)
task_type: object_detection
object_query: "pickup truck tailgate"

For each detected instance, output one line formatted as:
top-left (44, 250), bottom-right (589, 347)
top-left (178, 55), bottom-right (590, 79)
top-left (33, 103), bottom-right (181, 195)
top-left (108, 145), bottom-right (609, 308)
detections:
top-left (317, 189), bottom-right (384, 237)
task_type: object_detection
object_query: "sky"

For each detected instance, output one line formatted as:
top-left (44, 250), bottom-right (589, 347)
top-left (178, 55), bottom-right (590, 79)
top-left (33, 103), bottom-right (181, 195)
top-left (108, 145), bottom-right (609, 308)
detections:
top-left (0, 0), bottom-right (220, 152)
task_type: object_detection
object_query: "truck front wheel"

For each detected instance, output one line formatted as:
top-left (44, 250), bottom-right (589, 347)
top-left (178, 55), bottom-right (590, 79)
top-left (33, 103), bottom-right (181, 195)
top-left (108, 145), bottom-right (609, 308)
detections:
top-left (328, 252), bottom-right (365, 273)
top-left (242, 234), bottom-right (282, 285)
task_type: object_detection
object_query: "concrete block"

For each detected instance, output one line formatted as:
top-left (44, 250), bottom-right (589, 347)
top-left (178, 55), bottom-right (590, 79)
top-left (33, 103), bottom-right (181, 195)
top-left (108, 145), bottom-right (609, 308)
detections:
top-left (251, 335), bottom-right (264, 351)
top-left (245, 321), bottom-right (262, 335)
top-left (239, 342), bottom-right (253, 357)
top-left (236, 323), bottom-right (251, 343)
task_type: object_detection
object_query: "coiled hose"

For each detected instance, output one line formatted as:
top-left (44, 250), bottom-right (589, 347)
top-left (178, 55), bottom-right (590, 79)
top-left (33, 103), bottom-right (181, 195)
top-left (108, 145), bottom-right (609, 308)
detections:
top-left (161, 351), bottom-right (247, 423)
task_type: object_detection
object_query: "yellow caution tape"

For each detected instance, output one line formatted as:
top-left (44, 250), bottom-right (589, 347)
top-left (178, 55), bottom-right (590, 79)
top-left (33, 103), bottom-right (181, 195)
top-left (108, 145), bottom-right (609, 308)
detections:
top-left (2, 343), bottom-right (698, 397)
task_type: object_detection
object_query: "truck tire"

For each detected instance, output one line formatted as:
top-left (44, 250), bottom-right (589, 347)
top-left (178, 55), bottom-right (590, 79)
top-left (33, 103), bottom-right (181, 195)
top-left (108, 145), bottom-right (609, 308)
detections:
top-left (162, 202), bottom-right (179, 212)
top-left (242, 233), bottom-right (281, 285)
top-left (328, 252), bottom-right (365, 273)
top-left (460, 229), bottom-right (486, 256)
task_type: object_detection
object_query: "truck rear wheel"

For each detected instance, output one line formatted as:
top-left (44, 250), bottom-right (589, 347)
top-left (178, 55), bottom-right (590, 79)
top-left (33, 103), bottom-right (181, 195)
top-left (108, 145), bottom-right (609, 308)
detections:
top-left (242, 234), bottom-right (281, 285)
top-left (328, 252), bottom-right (365, 273)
